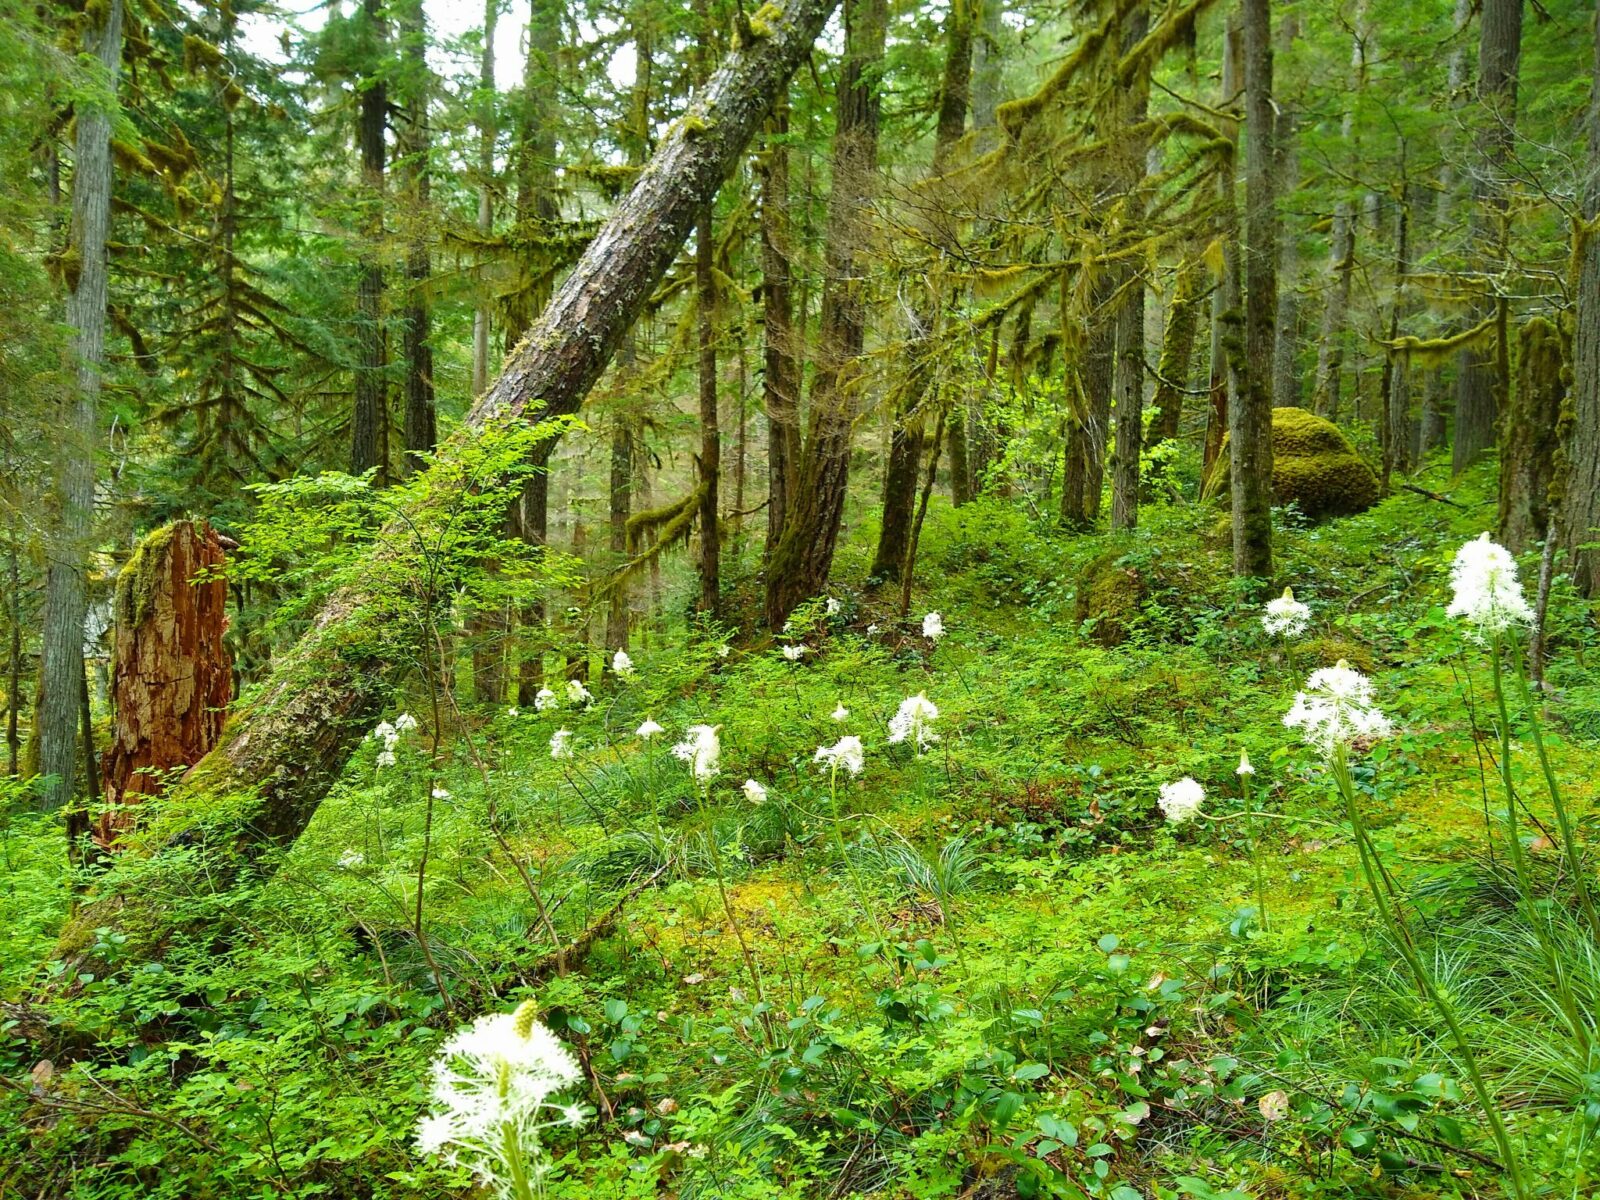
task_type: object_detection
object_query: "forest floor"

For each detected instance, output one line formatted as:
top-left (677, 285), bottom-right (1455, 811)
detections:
top-left (5, 455), bottom-right (1599, 1199)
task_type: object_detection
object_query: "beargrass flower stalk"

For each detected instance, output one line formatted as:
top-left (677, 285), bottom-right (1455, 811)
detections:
top-left (1261, 587), bottom-right (1311, 638)
top-left (565, 679), bottom-right (593, 708)
top-left (742, 779), bottom-right (767, 804)
top-left (1286, 664), bottom-right (1528, 1200)
top-left (1448, 534), bottom-right (1600, 945)
top-left (832, 704), bottom-right (849, 722)
top-left (611, 649), bottom-right (635, 679)
top-left (814, 737), bottom-right (886, 949)
top-left (1235, 751), bottom-right (1268, 932)
top-left (635, 719), bottom-right (664, 740)
top-left (922, 611), bottom-right (944, 642)
top-left (415, 999), bottom-right (586, 1200)
top-left (671, 724), bottom-right (720, 784)
top-left (549, 729), bottom-right (574, 760)
top-left (887, 693), bottom-right (940, 754)
top-left (533, 687), bottom-right (558, 712)
top-left (1157, 777), bottom-right (1204, 824)
top-left (782, 644), bottom-right (808, 662)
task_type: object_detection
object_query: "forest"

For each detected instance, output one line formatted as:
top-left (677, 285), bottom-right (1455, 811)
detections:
top-left (4, 0), bottom-right (1600, 1195)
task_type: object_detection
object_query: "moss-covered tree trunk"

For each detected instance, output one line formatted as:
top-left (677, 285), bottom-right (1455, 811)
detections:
top-left (1149, 260), bottom-right (1202, 446)
top-left (1203, 12), bottom-right (1242, 478)
top-left (1311, 3), bottom-right (1366, 421)
top-left (1565, 0), bottom-right (1600, 596)
top-left (1499, 318), bottom-right (1566, 553)
top-left (1108, 4), bottom-right (1152, 533)
top-left (765, 0), bottom-right (887, 626)
top-left (96, 523), bottom-right (231, 849)
top-left (350, 0), bottom-right (388, 482)
top-left (43, 0), bottom-right (842, 987)
top-left (761, 103), bottom-right (800, 559)
top-left (398, 0), bottom-right (436, 469)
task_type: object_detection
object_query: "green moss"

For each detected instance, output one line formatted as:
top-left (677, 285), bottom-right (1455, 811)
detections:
top-left (1299, 635), bottom-right (1376, 674)
top-left (1207, 408), bottom-right (1379, 520)
top-left (1074, 551), bottom-right (1146, 648)
top-left (115, 522), bottom-right (181, 631)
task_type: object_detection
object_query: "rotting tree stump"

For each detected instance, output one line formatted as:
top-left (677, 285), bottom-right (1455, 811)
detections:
top-left (96, 520), bottom-right (231, 849)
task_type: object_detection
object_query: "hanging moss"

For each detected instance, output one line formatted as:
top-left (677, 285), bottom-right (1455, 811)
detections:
top-left (115, 522), bottom-right (181, 632)
top-left (1498, 316), bottom-right (1568, 552)
top-left (1205, 408), bottom-right (1379, 520)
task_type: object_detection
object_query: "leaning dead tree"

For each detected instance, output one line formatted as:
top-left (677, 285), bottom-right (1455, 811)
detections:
top-left (94, 521), bottom-right (231, 850)
top-left (44, 0), bottom-right (840, 980)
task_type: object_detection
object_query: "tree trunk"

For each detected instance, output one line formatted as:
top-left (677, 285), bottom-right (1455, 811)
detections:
top-left (6, 529), bottom-right (21, 778)
top-left (1149, 261), bottom-right (1202, 446)
top-left (1062, 280), bottom-right (1115, 529)
top-left (44, 0), bottom-right (841, 984)
top-left (1311, 2), bottom-right (1366, 421)
top-left (1498, 318), bottom-right (1565, 553)
top-left (96, 523), bottom-right (231, 849)
top-left (1270, 12), bottom-right (1301, 408)
top-left (398, 0), bottom-right (435, 469)
top-left (1564, 0), bottom-right (1600, 596)
top-left (1109, 4), bottom-right (1152, 533)
top-left (351, 0), bottom-right (388, 483)
top-left (1452, 0), bottom-right (1523, 472)
top-left (471, 0), bottom-right (497, 398)
top-left (765, 0), bottom-right (886, 627)
top-left (38, 0), bottom-right (122, 814)
top-left (696, 201), bottom-right (721, 616)
top-left (1232, 0), bottom-right (1274, 579)
top-left (869, 0), bottom-right (972, 575)
top-left (1381, 180), bottom-right (1412, 489)
top-left (1204, 12), bottom-right (1243, 478)
top-left (761, 103), bottom-right (799, 557)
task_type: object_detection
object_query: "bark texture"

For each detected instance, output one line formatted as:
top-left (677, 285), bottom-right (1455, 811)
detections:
top-left (350, 0), bottom-right (388, 481)
top-left (761, 105), bottom-right (800, 557)
top-left (1565, 0), bottom-right (1600, 596)
top-left (97, 523), bottom-right (231, 848)
top-left (1497, 318), bottom-right (1565, 553)
top-left (399, 0), bottom-right (436, 468)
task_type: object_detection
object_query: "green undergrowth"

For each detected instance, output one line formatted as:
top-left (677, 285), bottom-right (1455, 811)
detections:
top-left (5, 458), bottom-right (1600, 1198)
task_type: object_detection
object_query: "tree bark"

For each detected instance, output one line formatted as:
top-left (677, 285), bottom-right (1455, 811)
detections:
top-left (1062, 281), bottom-right (1115, 529)
top-left (1109, 4), bottom-right (1151, 532)
top-left (38, 0), bottom-right (122, 814)
top-left (1311, 5), bottom-right (1365, 421)
top-left (1452, 0), bottom-right (1523, 472)
top-left (1149, 261), bottom-right (1202, 446)
top-left (696, 201), bottom-right (721, 616)
top-left (471, 0), bottom-right (497, 398)
top-left (96, 523), bottom-right (231, 849)
top-left (1232, 0), bottom-right (1274, 579)
top-left (350, 0), bottom-right (388, 483)
top-left (1498, 318), bottom-right (1565, 554)
top-left (1381, 180), bottom-right (1412, 489)
top-left (1564, 0), bottom-right (1600, 596)
top-left (46, 0), bottom-right (842, 980)
top-left (1204, 12), bottom-right (1242, 478)
top-left (1269, 12), bottom-right (1301, 408)
top-left (761, 103), bottom-right (799, 557)
top-left (399, 0), bottom-right (436, 469)
top-left (765, 0), bottom-right (887, 626)
top-left (6, 529), bottom-right (21, 778)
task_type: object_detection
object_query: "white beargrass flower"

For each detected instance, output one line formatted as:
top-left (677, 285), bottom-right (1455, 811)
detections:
top-left (887, 692), bottom-right (940, 753)
top-left (394, 713), bottom-right (418, 733)
top-left (534, 687), bottom-right (558, 712)
top-left (826, 597), bottom-right (842, 615)
top-left (507, 706), bottom-right (519, 718)
top-left (1237, 749), bottom-right (1255, 777)
top-left (1447, 532), bottom-right (1534, 640)
top-left (550, 729), bottom-right (574, 760)
top-left (338, 849), bottom-right (365, 869)
top-left (832, 703), bottom-right (849, 722)
top-left (922, 612), bottom-right (945, 641)
top-left (415, 1000), bottom-right (585, 1195)
top-left (1283, 661), bottom-right (1393, 758)
top-left (716, 644), bottom-right (730, 658)
top-left (612, 650), bottom-right (635, 679)
top-left (814, 735), bottom-right (865, 777)
top-left (566, 679), bottom-right (593, 707)
top-left (742, 779), bottom-right (768, 804)
top-left (1261, 587), bottom-right (1311, 638)
top-left (432, 786), bottom-right (451, 800)
top-left (1158, 777), bottom-right (1205, 824)
top-left (671, 724), bottom-right (721, 783)
top-left (372, 720), bottom-right (397, 744)
top-left (636, 718), bottom-right (664, 740)
top-left (782, 644), bottom-right (808, 661)
top-left (376, 749), bottom-right (397, 769)
top-left (866, 623), bottom-right (879, 635)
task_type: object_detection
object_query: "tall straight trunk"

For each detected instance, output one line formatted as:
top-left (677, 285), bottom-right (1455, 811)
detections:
top-left (765, 0), bottom-right (887, 627)
top-left (351, 0), bottom-right (388, 482)
top-left (1498, 317), bottom-right (1564, 553)
top-left (6, 529), bottom-right (20, 778)
top-left (761, 104), bottom-right (799, 556)
top-left (1381, 179), bottom-right (1412, 489)
top-left (471, 0), bottom-right (497, 397)
top-left (1204, 13), bottom-right (1243, 477)
top-left (1435, 0), bottom-right (1473, 234)
top-left (399, 0), bottom-right (436, 469)
top-left (42, 0), bottom-right (842, 986)
top-left (1270, 13), bottom-right (1301, 408)
top-left (38, 0), bottom-right (122, 813)
top-left (1452, 0), bottom-right (1523, 472)
top-left (696, 202), bottom-right (721, 615)
top-left (1232, 0), bottom-right (1275, 579)
top-left (1109, 4), bottom-right (1151, 532)
top-left (1149, 261), bottom-right (1202, 445)
top-left (869, 0), bottom-right (972, 577)
top-left (1565, 0), bottom-right (1600, 596)
top-left (1062, 280), bottom-right (1115, 528)
top-left (1311, 4), bottom-right (1366, 421)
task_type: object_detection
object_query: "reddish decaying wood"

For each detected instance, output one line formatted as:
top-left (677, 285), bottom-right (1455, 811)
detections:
top-left (96, 521), bottom-right (231, 848)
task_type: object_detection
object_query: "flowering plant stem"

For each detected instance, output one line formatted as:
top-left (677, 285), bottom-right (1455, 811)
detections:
top-left (501, 1117), bottom-right (540, 1200)
top-left (703, 809), bottom-right (767, 1009)
top-left (1332, 746), bottom-right (1528, 1200)
top-left (826, 763), bottom-right (889, 952)
top-left (1240, 769), bottom-right (1268, 933)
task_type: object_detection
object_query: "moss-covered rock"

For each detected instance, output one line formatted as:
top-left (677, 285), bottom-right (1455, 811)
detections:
top-left (1205, 408), bottom-right (1379, 520)
top-left (1074, 552), bottom-right (1147, 647)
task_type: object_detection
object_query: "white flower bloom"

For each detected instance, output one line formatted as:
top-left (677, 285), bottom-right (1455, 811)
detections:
top-left (566, 679), bottom-right (593, 707)
top-left (782, 644), bottom-right (808, 661)
top-left (742, 778), bottom-right (768, 804)
top-left (1158, 777), bottom-right (1205, 824)
top-left (671, 724), bottom-right (721, 783)
top-left (717, 644), bottom-right (730, 658)
top-left (1283, 661), bottom-right (1394, 758)
top-left (636, 718), bottom-right (665, 740)
top-left (922, 612), bottom-right (945, 641)
top-left (1447, 532), bottom-right (1535, 640)
top-left (550, 729), bottom-right (574, 760)
top-left (432, 786), bottom-right (451, 800)
top-left (393, 713), bottom-right (418, 733)
top-left (832, 703), bottom-right (849, 722)
top-left (372, 720), bottom-right (396, 743)
top-left (1261, 587), bottom-right (1311, 638)
top-left (416, 1001), bottom-right (585, 1190)
top-left (1237, 749), bottom-right (1255, 777)
top-left (337, 849), bottom-right (365, 869)
top-left (887, 692), bottom-right (941, 753)
top-left (826, 597), bottom-right (842, 615)
top-left (866, 624), bottom-right (879, 635)
top-left (376, 749), bottom-right (397, 769)
top-left (814, 735), bottom-right (865, 777)
top-left (507, 706), bottom-right (519, 718)
top-left (612, 649), bottom-right (635, 679)
top-left (534, 687), bottom-right (558, 712)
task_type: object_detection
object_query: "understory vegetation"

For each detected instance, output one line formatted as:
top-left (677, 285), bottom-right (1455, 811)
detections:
top-left (6, 458), bottom-right (1599, 1198)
